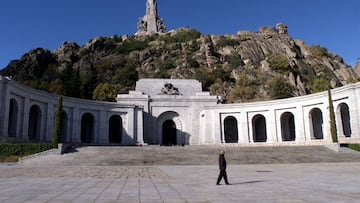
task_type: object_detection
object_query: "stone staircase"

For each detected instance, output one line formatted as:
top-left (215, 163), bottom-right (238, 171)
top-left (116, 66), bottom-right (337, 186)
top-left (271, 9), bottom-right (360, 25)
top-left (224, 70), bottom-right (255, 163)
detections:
top-left (20, 145), bottom-right (360, 166)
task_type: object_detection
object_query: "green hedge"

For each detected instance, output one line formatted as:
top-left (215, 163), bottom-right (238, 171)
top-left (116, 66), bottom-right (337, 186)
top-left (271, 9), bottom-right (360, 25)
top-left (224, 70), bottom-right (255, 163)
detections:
top-left (0, 143), bottom-right (53, 157)
top-left (347, 144), bottom-right (360, 152)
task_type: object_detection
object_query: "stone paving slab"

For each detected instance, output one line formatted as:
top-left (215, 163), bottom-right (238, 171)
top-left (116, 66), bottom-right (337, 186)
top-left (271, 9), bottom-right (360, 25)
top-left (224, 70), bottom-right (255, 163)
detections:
top-left (0, 163), bottom-right (360, 202)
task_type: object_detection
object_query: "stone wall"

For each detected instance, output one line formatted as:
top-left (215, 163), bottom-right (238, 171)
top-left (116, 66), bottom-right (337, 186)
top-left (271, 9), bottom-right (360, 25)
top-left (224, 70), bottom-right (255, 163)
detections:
top-left (1, 76), bottom-right (360, 146)
top-left (0, 76), bottom-right (144, 145)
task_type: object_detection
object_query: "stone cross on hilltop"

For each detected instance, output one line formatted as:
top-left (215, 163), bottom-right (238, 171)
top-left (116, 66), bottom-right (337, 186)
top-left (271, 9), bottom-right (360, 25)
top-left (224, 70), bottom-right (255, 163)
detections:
top-left (136, 0), bottom-right (166, 35)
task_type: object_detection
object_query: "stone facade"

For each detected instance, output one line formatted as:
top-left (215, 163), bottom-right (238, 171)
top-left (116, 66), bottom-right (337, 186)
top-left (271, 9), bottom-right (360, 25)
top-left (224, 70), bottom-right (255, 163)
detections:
top-left (0, 75), bottom-right (144, 145)
top-left (1, 75), bottom-right (360, 146)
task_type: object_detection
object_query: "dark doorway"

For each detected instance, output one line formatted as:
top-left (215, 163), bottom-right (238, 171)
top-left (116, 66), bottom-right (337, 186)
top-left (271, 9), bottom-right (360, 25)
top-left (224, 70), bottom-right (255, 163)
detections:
top-left (224, 116), bottom-right (239, 143)
top-left (28, 105), bottom-right (41, 141)
top-left (339, 103), bottom-right (351, 137)
top-left (310, 108), bottom-right (323, 139)
top-left (253, 114), bottom-right (267, 142)
top-left (281, 112), bottom-right (296, 141)
top-left (8, 99), bottom-right (18, 137)
top-left (162, 120), bottom-right (177, 145)
top-left (81, 113), bottom-right (94, 143)
top-left (109, 115), bottom-right (122, 144)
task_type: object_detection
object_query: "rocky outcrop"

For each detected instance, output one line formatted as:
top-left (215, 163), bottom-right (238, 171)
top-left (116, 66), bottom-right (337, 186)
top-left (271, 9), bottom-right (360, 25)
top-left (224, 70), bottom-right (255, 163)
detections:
top-left (0, 24), bottom-right (358, 102)
top-left (1, 48), bottom-right (56, 81)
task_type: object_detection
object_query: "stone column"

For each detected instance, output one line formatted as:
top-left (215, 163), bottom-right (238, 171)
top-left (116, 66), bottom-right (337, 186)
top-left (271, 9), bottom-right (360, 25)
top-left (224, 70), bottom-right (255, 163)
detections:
top-left (125, 108), bottom-right (135, 145)
top-left (267, 109), bottom-right (278, 143)
top-left (135, 106), bottom-right (145, 145)
top-left (295, 105), bottom-right (306, 142)
top-left (240, 111), bottom-right (249, 143)
top-left (22, 97), bottom-right (30, 141)
top-left (46, 101), bottom-right (55, 142)
top-left (99, 110), bottom-right (107, 144)
top-left (72, 106), bottom-right (81, 143)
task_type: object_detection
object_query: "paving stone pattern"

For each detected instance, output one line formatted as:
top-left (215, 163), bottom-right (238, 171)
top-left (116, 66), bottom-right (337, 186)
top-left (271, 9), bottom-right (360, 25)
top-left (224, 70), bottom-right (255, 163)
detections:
top-left (0, 146), bottom-right (359, 202)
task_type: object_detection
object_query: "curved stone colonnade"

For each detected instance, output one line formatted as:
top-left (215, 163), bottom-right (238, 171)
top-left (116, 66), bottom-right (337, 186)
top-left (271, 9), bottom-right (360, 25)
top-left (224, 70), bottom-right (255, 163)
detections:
top-left (0, 76), bottom-right (144, 145)
top-left (200, 84), bottom-right (360, 145)
top-left (1, 75), bottom-right (360, 146)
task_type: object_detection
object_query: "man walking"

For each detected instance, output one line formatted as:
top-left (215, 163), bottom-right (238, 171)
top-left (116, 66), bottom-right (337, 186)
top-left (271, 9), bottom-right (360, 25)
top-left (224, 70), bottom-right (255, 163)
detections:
top-left (216, 150), bottom-right (230, 185)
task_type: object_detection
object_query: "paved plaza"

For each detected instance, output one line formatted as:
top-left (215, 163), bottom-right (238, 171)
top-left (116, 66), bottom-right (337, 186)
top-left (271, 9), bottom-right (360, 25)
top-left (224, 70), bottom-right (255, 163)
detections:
top-left (1, 162), bottom-right (360, 203)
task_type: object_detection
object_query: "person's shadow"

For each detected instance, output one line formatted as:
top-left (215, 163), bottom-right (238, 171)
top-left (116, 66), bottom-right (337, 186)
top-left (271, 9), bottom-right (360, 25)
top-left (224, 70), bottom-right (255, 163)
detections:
top-left (229, 180), bottom-right (268, 185)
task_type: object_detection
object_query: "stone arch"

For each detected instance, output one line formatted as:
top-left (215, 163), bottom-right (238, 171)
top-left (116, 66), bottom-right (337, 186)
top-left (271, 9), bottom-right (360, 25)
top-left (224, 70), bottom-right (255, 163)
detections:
top-left (81, 113), bottom-right (94, 143)
top-left (28, 105), bottom-right (42, 141)
top-left (224, 116), bottom-right (238, 143)
top-left (252, 114), bottom-right (267, 142)
top-left (281, 112), bottom-right (296, 141)
top-left (309, 108), bottom-right (323, 139)
top-left (338, 103), bottom-right (351, 137)
top-left (8, 98), bottom-right (19, 137)
top-left (162, 120), bottom-right (177, 145)
top-left (109, 115), bottom-right (122, 144)
top-left (157, 111), bottom-right (184, 145)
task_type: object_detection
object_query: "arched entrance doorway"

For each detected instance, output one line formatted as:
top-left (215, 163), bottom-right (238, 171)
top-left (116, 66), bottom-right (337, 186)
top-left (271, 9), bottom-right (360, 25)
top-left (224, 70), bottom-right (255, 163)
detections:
top-left (224, 116), bottom-right (238, 143)
top-left (28, 105), bottom-right (42, 141)
top-left (109, 115), bottom-right (122, 144)
top-left (281, 112), bottom-right (296, 141)
top-left (162, 120), bottom-right (177, 145)
top-left (81, 113), bottom-right (94, 143)
top-left (157, 111), bottom-right (183, 145)
top-left (253, 114), bottom-right (267, 142)
top-left (338, 103), bottom-right (351, 137)
top-left (8, 99), bottom-right (19, 137)
top-left (309, 108), bottom-right (323, 139)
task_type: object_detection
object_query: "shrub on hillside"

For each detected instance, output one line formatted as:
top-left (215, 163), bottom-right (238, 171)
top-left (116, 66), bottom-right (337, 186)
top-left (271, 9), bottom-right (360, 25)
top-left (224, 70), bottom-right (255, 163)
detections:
top-left (268, 54), bottom-right (290, 73)
top-left (159, 29), bottom-right (201, 43)
top-left (268, 76), bottom-right (295, 99)
top-left (117, 38), bottom-right (149, 53)
top-left (311, 76), bottom-right (330, 93)
top-left (310, 45), bottom-right (330, 59)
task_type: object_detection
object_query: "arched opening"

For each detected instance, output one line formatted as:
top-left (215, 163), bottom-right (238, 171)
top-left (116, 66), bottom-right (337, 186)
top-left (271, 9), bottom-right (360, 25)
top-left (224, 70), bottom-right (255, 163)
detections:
top-left (81, 113), bottom-right (94, 143)
top-left (162, 120), bottom-right (177, 146)
top-left (109, 115), bottom-right (122, 144)
top-left (28, 105), bottom-right (42, 141)
top-left (281, 112), bottom-right (296, 141)
top-left (310, 108), bottom-right (323, 139)
top-left (252, 114), bottom-right (267, 142)
top-left (339, 103), bottom-right (351, 137)
top-left (224, 116), bottom-right (238, 143)
top-left (8, 99), bottom-right (19, 137)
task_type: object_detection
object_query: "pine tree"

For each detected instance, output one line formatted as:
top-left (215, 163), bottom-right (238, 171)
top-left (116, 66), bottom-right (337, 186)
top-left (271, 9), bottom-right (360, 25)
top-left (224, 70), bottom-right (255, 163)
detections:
top-left (53, 96), bottom-right (64, 148)
top-left (328, 89), bottom-right (338, 143)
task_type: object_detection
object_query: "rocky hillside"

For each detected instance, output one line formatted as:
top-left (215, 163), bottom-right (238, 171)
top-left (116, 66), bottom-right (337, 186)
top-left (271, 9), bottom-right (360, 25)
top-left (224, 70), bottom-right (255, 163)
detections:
top-left (1, 23), bottom-right (359, 103)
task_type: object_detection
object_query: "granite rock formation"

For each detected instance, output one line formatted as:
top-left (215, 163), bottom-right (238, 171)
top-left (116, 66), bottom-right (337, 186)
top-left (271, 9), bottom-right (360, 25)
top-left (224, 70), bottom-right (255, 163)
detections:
top-left (1, 24), bottom-right (359, 103)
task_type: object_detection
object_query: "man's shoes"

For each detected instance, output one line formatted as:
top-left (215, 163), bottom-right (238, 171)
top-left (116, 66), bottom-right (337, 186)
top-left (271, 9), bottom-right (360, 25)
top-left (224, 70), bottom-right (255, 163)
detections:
top-left (216, 183), bottom-right (220, 185)
top-left (226, 183), bottom-right (231, 185)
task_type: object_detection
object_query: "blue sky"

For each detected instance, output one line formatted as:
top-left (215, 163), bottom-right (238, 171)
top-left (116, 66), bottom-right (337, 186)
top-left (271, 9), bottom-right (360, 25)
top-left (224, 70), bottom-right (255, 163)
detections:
top-left (1, 0), bottom-right (359, 69)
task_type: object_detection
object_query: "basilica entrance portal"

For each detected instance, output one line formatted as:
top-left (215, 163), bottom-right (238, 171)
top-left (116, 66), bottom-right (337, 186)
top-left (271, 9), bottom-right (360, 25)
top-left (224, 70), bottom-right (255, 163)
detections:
top-left (162, 120), bottom-right (177, 145)
top-left (157, 111), bottom-right (184, 145)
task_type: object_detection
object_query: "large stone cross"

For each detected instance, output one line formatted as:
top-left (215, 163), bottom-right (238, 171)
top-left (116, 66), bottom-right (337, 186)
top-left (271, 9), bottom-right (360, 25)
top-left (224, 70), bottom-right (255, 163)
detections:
top-left (137, 0), bottom-right (165, 35)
